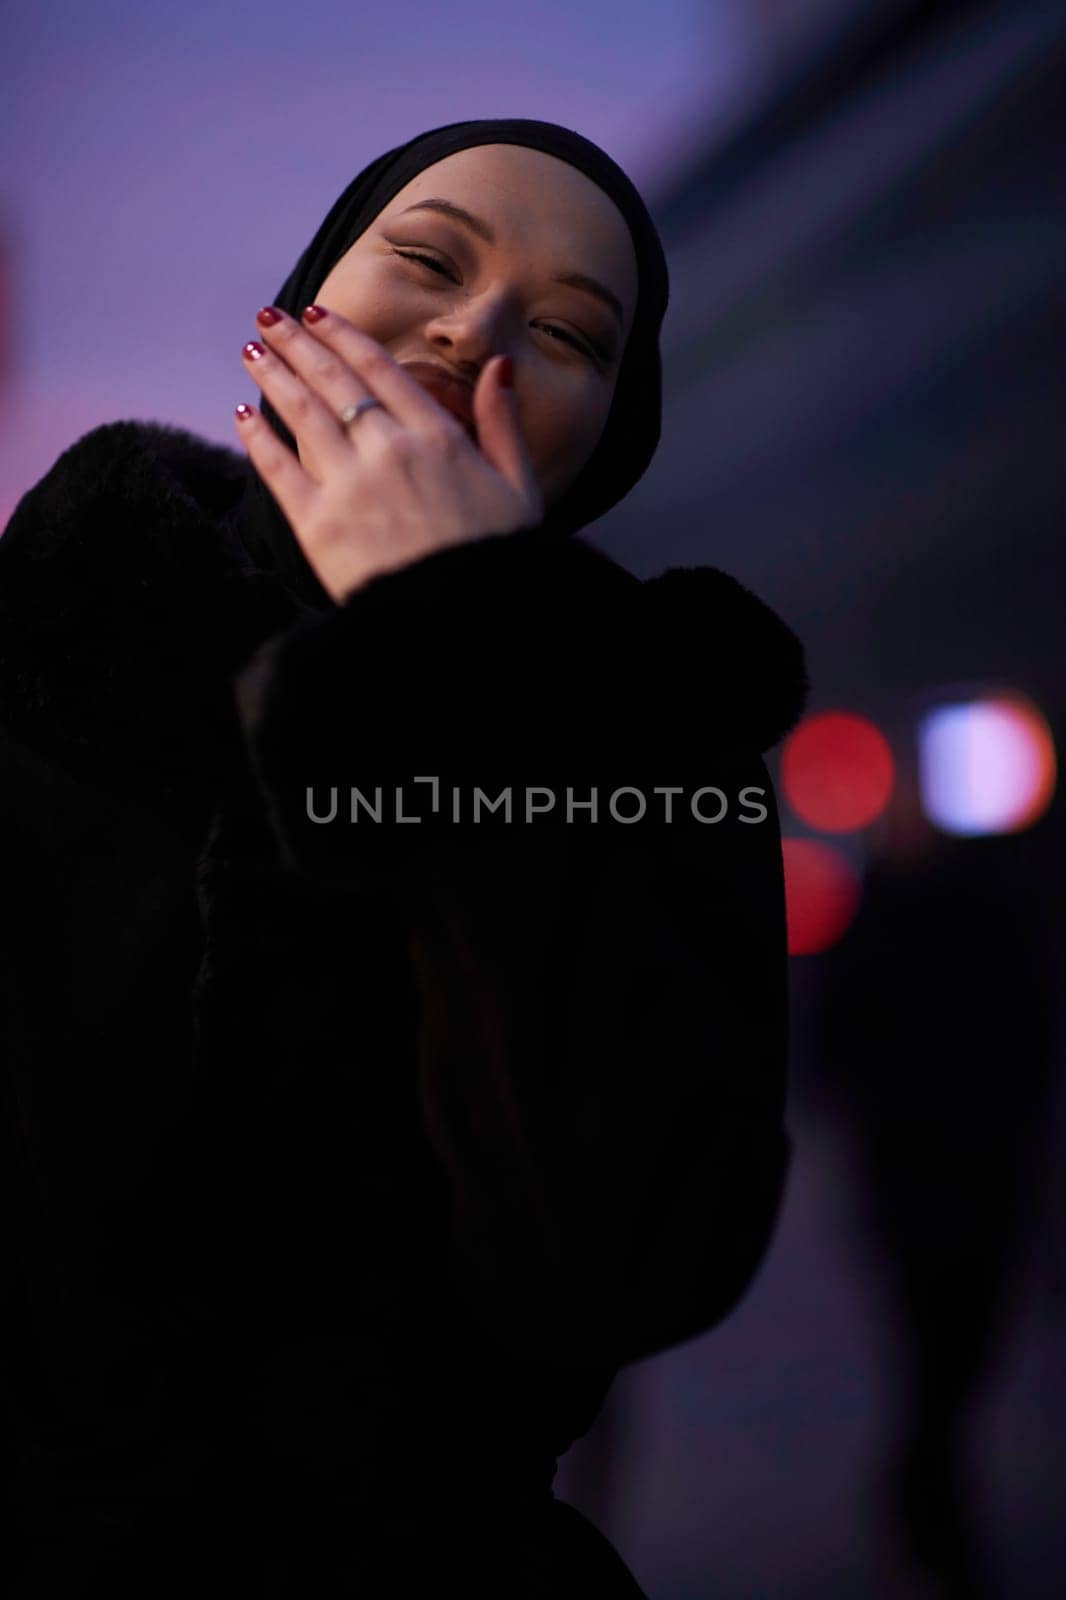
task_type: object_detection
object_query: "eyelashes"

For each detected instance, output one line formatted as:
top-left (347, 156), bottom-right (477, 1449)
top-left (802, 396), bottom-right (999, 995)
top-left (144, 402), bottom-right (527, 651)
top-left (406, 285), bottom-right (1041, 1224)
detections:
top-left (393, 249), bottom-right (455, 279)
top-left (391, 249), bottom-right (598, 359)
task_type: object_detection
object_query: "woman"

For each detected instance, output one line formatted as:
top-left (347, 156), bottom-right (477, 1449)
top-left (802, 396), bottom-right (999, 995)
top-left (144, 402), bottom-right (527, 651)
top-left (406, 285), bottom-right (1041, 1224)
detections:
top-left (0, 119), bottom-right (809, 1596)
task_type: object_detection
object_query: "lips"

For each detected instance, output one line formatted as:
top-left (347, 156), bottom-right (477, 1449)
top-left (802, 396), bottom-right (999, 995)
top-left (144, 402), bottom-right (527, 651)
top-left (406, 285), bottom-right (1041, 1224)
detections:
top-left (400, 360), bottom-right (477, 437)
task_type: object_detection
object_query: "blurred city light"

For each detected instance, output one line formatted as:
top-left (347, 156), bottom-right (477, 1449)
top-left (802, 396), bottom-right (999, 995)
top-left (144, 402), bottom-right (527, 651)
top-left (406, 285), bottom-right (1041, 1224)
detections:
top-left (781, 711), bottom-right (895, 832)
top-left (917, 691), bottom-right (1057, 836)
top-left (781, 837), bottom-right (863, 956)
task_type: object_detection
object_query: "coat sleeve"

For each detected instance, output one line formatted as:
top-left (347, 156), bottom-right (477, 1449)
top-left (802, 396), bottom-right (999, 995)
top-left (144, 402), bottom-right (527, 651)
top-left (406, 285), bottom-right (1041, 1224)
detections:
top-left (231, 527), bottom-right (796, 1371)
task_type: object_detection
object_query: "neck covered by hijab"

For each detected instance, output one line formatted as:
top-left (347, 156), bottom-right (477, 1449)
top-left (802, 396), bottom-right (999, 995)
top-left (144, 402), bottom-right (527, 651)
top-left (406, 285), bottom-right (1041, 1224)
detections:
top-left (233, 117), bottom-right (670, 609)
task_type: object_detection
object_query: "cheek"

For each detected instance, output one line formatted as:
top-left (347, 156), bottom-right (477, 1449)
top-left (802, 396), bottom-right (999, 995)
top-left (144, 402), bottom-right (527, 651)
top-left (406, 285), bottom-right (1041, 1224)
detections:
top-left (318, 264), bottom-right (418, 341)
top-left (524, 374), bottom-right (612, 482)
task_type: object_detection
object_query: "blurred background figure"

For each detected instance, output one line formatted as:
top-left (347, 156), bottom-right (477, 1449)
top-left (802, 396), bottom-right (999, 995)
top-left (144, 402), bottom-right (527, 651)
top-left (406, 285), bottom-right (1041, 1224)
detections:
top-left (802, 748), bottom-right (1063, 1599)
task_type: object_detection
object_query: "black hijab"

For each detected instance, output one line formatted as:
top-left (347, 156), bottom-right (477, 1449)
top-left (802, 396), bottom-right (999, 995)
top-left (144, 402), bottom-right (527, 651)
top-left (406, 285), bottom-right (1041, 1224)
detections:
top-left (234, 117), bottom-right (670, 610)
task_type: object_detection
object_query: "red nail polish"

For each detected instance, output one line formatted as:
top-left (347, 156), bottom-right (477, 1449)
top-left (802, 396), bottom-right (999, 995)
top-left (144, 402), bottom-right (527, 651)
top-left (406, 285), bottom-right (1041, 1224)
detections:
top-left (243, 340), bottom-right (265, 360)
top-left (256, 306), bottom-right (282, 327)
top-left (302, 305), bottom-right (327, 323)
top-left (235, 402), bottom-right (255, 422)
top-left (497, 355), bottom-right (514, 388)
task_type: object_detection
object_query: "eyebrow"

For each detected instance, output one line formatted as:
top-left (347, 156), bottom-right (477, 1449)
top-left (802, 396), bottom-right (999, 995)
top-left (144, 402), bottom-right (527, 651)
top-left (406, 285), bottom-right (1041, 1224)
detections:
top-left (397, 197), bottom-right (627, 333)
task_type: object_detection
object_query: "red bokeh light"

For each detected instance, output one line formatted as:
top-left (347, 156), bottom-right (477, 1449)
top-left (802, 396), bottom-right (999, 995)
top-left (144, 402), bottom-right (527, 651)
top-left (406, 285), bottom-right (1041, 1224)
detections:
top-left (782, 837), bottom-right (862, 956)
top-left (782, 711), bottom-right (895, 832)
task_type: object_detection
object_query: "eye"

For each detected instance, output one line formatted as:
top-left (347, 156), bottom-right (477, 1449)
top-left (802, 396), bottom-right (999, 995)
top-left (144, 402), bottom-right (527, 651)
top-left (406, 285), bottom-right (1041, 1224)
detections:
top-left (393, 249), bottom-right (601, 361)
top-left (393, 249), bottom-right (456, 281)
top-left (539, 324), bottom-right (594, 356)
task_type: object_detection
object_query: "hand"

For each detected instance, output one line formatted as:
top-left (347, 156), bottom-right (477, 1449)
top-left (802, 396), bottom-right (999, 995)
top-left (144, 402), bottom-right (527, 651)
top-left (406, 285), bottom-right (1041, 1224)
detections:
top-left (235, 305), bottom-right (544, 604)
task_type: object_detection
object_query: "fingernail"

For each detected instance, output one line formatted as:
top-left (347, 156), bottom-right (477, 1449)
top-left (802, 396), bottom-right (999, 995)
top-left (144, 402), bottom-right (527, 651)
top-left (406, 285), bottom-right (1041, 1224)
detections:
top-left (235, 402), bottom-right (255, 422)
top-left (256, 306), bottom-right (282, 327)
top-left (302, 305), bottom-right (327, 323)
top-left (243, 340), bottom-right (265, 361)
top-left (497, 355), bottom-right (514, 388)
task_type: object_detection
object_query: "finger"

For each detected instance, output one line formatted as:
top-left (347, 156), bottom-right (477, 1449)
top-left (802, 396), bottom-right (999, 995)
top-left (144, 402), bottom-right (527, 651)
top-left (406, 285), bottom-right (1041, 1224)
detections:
top-left (240, 337), bottom-right (363, 470)
top-left (233, 401), bottom-right (317, 536)
top-left (473, 355), bottom-right (543, 513)
top-left (252, 307), bottom-right (393, 444)
top-left (298, 305), bottom-right (465, 436)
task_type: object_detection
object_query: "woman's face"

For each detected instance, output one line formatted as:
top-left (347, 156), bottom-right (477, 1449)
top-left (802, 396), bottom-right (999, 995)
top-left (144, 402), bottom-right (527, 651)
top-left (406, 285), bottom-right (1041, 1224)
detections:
top-left (310, 143), bottom-right (639, 509)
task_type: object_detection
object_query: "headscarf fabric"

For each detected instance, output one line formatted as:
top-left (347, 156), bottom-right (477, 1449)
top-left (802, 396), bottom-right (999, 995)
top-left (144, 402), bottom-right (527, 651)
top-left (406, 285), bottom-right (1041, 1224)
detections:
top-left (235, 118), bottom-right (670, 608)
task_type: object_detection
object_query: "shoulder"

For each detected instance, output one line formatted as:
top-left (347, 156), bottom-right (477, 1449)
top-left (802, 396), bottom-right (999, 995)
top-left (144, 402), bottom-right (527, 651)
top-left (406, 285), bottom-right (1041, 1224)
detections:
top-left (1, 418), bottom-right (249, 580)
top-left (536, 538), bottom-right (808, 753)
top-left (0, 418), bottom-right (272, 659)
top-left (32, 414), bottom-right (246, 490)
top-left (637, 562), bottom-right (810, 752)
top-left (0, 421), bottom-right (272, 801)
top-left (566, 552), bottom-right (810, 756)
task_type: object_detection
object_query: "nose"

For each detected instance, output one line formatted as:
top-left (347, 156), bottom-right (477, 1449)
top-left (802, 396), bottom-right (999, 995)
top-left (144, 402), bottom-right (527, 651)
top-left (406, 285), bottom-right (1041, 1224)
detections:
top-left (422, 290), bottom-right (514, 374)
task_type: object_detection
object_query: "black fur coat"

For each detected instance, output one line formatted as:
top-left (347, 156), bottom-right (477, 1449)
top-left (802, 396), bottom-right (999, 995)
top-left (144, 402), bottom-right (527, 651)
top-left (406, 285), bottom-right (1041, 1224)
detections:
top-left (0, 420), bottom-right (809, 1595)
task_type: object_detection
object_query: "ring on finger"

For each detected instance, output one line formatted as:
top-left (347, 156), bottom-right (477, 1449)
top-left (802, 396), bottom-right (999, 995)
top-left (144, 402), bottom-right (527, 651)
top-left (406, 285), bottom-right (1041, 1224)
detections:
top-left (338, 396), bottom-right (388, 429)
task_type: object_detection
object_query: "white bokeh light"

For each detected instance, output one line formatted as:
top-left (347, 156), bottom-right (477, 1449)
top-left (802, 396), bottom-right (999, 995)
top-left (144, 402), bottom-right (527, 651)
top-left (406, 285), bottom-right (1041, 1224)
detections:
top-left (917, 693), bottom-right (1056, 836)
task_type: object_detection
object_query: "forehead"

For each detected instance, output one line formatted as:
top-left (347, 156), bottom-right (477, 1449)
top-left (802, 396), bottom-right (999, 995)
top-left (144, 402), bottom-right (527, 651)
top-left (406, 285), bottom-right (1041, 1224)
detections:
top-left (380, 143), bottom-right (638, 311)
